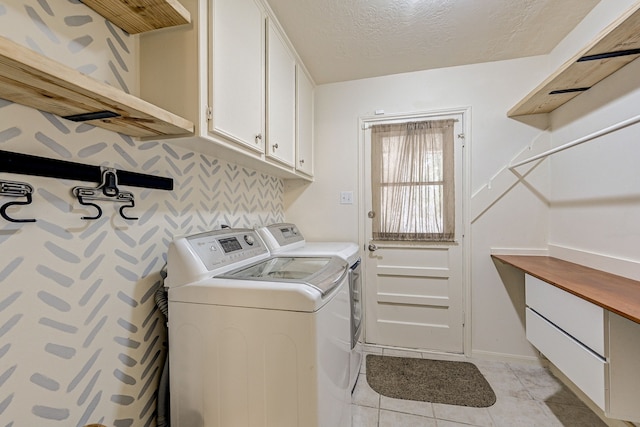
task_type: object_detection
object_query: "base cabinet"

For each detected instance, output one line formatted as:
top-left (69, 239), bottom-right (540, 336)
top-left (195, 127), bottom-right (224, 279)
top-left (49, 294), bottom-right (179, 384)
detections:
top-left (607, 312), bottom-right (640, 421)
top-left (525, 274), bottom-right (640, 422)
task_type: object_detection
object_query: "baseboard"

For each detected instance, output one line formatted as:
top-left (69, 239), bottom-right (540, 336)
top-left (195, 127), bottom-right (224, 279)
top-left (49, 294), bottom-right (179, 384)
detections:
top-left (548, 244), bottom-right (640, 281)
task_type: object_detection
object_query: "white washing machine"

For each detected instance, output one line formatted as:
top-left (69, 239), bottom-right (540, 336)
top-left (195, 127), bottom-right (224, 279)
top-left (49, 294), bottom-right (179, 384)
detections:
top-left (166, 228), bottom-right (351, 427)
top-left (257, 223), bottom-right (363, 392)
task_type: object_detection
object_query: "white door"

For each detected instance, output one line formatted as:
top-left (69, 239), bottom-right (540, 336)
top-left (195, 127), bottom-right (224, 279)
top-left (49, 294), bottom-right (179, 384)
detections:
top-left (362, 111), bottom-right (466, 353)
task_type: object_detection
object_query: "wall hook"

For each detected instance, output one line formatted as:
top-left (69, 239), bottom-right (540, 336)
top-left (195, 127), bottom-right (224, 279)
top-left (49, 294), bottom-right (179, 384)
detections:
top-left (72, 168), bottom-right (138, 221)
top-left (118, 193), bottom-right (138, 221)
top-left (74, 188), bottom-right (103, 220)
top-left (0, 180), bottom-right (36, 223)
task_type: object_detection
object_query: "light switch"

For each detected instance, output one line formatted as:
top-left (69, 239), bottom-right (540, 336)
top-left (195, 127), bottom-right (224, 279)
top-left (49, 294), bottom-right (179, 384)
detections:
top-left (340, 191), bottom-right (354, 204)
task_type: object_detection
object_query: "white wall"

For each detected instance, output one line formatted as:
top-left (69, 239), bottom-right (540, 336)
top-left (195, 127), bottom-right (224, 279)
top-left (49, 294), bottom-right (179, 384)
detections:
top-left (285, 56), bottom-right (551, 359)
top-left (546, 1), bottom-right (640, 278)
top-left (285, 0), bottom-right (640, 361)
top-left (285, 55), bottom-right (551, 236)
top-left (496, 0), bottom-right (640, 278)
top-left (549, 58), bottom-right (640, 270)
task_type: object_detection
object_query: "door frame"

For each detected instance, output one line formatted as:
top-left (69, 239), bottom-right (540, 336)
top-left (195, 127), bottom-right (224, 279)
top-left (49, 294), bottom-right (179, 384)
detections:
top-left (357, 107), bottom-right (472, 356)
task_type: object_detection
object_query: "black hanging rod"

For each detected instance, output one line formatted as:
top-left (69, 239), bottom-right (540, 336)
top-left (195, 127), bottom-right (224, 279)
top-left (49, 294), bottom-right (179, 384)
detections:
top-left (577, 48), bottom-right (640, 62)
top-left (549, 87), bottom-right (591, 95)
top-left (0, 150), bottom-right (173, 191)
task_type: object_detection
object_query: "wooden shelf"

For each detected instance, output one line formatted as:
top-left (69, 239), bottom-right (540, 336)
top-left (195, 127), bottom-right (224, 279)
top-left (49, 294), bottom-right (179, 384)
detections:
top-left (508, 4), bottom-right (640, 117)
top-left (0, 36), bottom-right (193, 138)
top-left (492, 255), bottom-right (640, 324)
top-left (82, 0), bottom-right (191, 34)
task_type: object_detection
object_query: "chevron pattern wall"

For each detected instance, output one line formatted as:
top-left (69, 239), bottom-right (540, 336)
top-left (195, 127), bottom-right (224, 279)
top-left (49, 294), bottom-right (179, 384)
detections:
top-left (0, 1), bottom-right (284, 426)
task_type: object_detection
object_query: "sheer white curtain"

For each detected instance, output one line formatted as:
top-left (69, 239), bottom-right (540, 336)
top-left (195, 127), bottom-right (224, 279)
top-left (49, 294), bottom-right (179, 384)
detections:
top-left (371, 119), bottom-right (455, 241)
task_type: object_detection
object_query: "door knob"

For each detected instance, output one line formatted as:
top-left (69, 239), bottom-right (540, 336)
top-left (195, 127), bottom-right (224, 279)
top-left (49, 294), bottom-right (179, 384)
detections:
top-left (368, 243), bottom-right (377, 252)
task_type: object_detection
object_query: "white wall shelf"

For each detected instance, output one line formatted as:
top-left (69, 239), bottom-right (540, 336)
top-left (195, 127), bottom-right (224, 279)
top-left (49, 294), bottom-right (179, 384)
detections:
top-left (508, 4), bottom-right (640, 117)
top-left (82, 0), bottom-right (191, 34)
top-left (0, 36), bottom-right (194, 138)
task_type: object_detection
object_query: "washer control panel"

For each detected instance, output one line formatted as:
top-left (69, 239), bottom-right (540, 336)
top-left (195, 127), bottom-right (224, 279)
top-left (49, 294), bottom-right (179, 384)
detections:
top-left (187, 229), bottom-right (267, 272)
top-left (262, 223), bottom-right (305, 248)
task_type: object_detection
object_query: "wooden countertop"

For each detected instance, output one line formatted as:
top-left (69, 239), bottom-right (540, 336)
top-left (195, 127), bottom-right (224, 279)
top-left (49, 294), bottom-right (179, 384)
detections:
top-left (492, 255), bottom-right (640, 324)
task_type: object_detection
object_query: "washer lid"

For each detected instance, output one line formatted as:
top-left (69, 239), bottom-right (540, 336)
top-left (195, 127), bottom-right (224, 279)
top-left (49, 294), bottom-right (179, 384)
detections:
top-left (218, 256), bottom-right (348, 295)
top-left (288, 242), bottom-right (361, 266)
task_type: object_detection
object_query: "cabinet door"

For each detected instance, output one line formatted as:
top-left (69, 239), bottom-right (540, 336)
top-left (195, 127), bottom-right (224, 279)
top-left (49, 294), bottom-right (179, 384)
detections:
top-left (211, 0), bottom-right (265, 152)
top-left (296, 65), bottom-right (314, 177)
top-left (266, 21), bottom-right (296, 167)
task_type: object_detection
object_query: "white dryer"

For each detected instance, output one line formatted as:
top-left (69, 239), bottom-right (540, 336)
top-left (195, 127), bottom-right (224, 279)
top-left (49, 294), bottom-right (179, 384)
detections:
top-left (166, 228), bottom-right (351, 427)
top-left (257, 223), bottom-right (363, 392)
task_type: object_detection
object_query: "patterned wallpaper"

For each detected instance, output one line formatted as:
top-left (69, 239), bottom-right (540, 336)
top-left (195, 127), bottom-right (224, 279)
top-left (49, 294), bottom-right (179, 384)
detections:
top-left (0, 1), bottom-right (284, 426)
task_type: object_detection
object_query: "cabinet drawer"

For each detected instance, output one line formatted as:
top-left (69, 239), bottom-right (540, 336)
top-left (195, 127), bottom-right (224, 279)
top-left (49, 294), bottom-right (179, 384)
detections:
top-left (525, 274), bottom-right (606, 356)
top-left (526, 308), bottom-right (607, 410)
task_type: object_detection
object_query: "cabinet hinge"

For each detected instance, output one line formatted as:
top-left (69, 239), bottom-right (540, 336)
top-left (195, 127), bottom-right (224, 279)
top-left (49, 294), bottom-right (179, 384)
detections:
top-left (206, 106), bottom-right (212, 121)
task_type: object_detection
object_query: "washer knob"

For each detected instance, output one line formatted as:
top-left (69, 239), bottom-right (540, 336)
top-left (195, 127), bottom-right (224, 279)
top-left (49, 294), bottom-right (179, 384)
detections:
top-left (244, 235), bottom-right (255, 245)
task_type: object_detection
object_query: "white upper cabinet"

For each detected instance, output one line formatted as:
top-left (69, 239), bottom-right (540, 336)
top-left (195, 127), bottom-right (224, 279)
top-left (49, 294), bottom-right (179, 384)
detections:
top-left (296, 65), bottom-right (314, 177)
top-left (266, 20), bottom-right (296, 167)
top-left (139, 0), bottom-right (314, 181)
top-left (211, 0), bottom-right (265, 152)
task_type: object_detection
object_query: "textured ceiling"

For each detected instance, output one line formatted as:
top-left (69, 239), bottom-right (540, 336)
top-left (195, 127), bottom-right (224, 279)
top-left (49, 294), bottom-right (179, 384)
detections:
top-left (266, 0), bottom-right (601, 84)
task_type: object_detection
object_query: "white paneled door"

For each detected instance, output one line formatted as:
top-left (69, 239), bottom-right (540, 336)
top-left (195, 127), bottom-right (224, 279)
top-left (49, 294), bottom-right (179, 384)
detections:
top-left (362, 111), bottom-right (466, 353)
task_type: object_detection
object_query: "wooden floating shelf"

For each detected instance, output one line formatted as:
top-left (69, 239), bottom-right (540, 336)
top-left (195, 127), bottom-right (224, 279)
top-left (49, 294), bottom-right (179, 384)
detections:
top-left (508, 4), bottom-right (640, 117)
top-left (0, 36), bottom-right (194, 138)
top-left (82, 0), bottom-right (191, 34)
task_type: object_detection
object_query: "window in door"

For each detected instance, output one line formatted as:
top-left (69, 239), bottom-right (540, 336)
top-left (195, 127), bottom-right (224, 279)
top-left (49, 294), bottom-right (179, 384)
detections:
top-left (371, 119), bottom-right (455, 242)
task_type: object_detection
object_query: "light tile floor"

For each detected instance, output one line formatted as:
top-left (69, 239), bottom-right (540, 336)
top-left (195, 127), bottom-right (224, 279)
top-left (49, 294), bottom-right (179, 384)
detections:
top-left (352, 345), bottom-right (608, 427)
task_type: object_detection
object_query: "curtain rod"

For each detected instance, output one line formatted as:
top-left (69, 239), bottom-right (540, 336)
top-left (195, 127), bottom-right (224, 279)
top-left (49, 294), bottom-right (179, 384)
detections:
top-left (509, 113), bottom-right (640, 169)
top-left (362, 118), bottom-right (459, 130)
